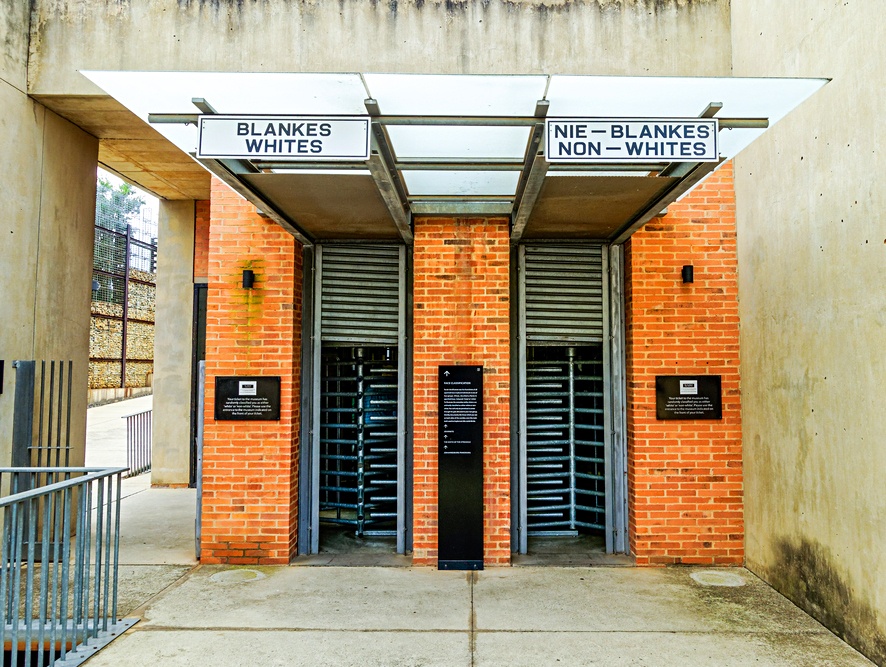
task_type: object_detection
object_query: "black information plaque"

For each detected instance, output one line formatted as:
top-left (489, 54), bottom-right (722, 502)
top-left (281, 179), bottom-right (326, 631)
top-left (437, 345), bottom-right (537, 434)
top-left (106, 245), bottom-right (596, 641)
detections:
top-left (655, 375), bottom-right (722, 420)
top-left (438, 365), bottom-right (484, 571)
top-left (214, 376), bottom-right (281, 421)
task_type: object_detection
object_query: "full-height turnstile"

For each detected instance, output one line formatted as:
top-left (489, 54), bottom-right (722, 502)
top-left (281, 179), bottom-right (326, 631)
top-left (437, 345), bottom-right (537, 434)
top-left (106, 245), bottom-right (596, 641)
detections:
top-left (515, 244), bottom-right (626, 554)
top-left (301, 244), bottom-right (408, 554)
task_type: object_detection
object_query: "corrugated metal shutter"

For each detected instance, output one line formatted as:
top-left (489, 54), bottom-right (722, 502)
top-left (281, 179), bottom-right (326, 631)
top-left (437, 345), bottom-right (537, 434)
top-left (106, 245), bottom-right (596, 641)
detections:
top-left (320, 245), bottom-right (401, 344)
top-left (524, 245), bottom-right (604, 343)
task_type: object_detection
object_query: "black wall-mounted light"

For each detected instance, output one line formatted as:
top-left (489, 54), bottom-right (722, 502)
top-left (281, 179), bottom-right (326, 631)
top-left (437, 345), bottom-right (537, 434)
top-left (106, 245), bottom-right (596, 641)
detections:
top-left (242, 269), bottom-right (256, 289)
top-left (681, 265), bottom-right (694, 284)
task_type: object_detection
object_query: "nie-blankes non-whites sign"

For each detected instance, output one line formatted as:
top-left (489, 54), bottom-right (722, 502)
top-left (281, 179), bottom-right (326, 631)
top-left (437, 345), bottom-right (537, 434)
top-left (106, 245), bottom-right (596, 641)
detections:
top-left (546, 118), bottom-right (718, 163)
top-left (197, 115), bottom-right (370, 160)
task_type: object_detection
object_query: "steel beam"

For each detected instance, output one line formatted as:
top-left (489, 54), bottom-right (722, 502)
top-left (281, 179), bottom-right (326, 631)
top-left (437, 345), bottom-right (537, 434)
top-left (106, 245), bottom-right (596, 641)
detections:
top-left (610, 158), bottom-right (724, 245)
top-left (149, 112), bottom-right (769, 129)
top-left (193, 155), bottom-right (313, 246)
top-left (367, 123), bottom-right (413, 244)
top-left (410, 201), bottom-right (513, 216)
top-left (510, 124), bottom-right (548, 245)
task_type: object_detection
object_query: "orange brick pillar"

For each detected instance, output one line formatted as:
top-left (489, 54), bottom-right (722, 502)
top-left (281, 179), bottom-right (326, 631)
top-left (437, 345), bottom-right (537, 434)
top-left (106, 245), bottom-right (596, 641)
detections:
top-left (625, 162), bottom-right (743, 565)
top-left (412, 217), bottom-right (511, 566)
top-left (200, 178), bottom-right (302, 564)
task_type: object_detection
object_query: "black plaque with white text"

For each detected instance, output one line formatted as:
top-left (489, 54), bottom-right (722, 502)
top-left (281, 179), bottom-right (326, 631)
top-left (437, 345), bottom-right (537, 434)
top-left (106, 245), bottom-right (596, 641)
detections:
top-left (656, 375), bottom-right (722, 420)
top-left (438, 365), bottom-right (484, 570)
top-left (214, 376), bottom-right (281, 421)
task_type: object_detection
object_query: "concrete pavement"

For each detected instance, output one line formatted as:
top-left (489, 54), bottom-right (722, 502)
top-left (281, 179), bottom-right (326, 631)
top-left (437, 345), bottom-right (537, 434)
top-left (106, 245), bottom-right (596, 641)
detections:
top-left (84, 398), bottom-right (876, 667)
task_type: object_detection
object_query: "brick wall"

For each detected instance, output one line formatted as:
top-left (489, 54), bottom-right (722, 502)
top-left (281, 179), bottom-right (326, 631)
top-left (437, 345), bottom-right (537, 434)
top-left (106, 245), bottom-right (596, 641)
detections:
top-left (201, 178), bottom-right (302, 564)
top-left (413, 217), bottom-right (511, 566)
top-left (194, 199), bottom-right (210, 281)
top-left (625, 162), bottom-right (743, 566)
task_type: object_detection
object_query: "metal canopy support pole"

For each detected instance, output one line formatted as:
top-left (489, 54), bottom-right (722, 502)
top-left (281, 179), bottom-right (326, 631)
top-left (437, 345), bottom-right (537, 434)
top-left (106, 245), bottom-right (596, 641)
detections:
top-left (608, 245), bottom-right (628, 553)
top-left (193, 156), bottom-right (314, 246)
top-left (310, 246), bottom-right (324, 554)
top-left (396, 245), bottom-right (407, 553)
top-left (600, 248), bottom-right (616, 553)
top-left (516, 247), bottom-right (529, 554)
top-left (298, 246), bottom-right (316, 555)
top-left (367, 125), bottom-right (413, 244)
top-left (509, 247), bottom-right (521, 554)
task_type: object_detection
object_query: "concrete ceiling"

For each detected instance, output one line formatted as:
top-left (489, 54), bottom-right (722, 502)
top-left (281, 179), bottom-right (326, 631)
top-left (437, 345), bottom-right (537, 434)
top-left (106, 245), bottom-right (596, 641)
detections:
top-left (32, 95), bottom-right (210, 201)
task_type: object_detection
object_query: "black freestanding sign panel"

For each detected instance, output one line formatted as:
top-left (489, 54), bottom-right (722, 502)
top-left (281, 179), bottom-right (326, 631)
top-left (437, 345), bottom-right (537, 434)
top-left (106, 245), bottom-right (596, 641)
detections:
top-left (438, 365), bottom-right (484, 570)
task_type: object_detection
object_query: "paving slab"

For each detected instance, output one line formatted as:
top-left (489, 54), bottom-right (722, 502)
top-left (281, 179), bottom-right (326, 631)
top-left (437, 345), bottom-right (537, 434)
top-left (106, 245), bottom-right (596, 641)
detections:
top-left (473, 567), bottom-right (826, 634)
top-left (117, 487), bottom-right (197, 565)
top-left (84, 629), bottom-right (471, 667)
top-left (475, 630), bottom-right (875, 667)
top-left (85, 395), bottom-right (153, 469)
top-left (140, 566), bottom-right (472, 631)
top-left (116, 564), bottom-right (193, 615)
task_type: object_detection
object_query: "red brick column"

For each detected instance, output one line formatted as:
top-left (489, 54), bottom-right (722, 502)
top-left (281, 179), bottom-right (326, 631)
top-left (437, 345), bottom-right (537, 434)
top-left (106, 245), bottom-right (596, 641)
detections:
top-left (200, 178), bottom-right (302, 564)
top-left (412, 217), bottom-right (511, 566)
top-left (625, 162), bottom-right (743, 566)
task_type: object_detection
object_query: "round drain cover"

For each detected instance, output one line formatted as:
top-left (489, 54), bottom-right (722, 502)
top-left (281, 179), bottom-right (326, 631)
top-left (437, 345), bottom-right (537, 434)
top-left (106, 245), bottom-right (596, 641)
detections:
top-left (690, 570), bottom-right (746, 587)
top-left (209, 569), bottom-right (266, 584)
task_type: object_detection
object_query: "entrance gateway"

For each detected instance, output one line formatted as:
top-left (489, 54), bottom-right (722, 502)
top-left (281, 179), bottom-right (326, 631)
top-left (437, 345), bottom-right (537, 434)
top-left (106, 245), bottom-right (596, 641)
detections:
top-left (86, 71), bottom-right (824, 563)
top-left (299, 241), bottom-right (624, 558)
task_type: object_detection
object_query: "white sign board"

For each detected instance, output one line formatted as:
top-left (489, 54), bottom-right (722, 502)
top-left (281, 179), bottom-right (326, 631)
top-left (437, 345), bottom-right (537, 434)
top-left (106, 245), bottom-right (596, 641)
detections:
top-left (546, 118), bottom-right (718, 163)
top-left (197, 115), bottom-right (370, 160)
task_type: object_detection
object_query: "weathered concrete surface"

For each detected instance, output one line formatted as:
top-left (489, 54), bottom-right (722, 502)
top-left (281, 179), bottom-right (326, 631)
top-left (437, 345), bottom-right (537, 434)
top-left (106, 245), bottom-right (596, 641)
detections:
top-left (117, 485), bottom-right (198, 565)
top-left (0, 22), bottom-right (97, 465)
top-left (732, 3), bottom-right (886, 665)
top-left (0, 0), bottom-right (28, 92)
top-left (91, 565), bottom-right (873, 667)
top-left (25, 0), bottom-right (731, 201)
top-left (140, 566), bottom-right (471, 630)
top-left (86, 630), bottom-right (470, 667)
top-left (151, 200), bottom-right (196, 485)
top-left (30, 0), bottom-right (732, 95)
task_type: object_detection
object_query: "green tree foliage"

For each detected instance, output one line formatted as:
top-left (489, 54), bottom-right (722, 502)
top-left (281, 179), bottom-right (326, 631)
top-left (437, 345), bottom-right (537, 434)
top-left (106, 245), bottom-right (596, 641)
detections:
top-left (95, 178), bottom-right (145, 233)
top-left (93, 178), bottom-right (147, 302)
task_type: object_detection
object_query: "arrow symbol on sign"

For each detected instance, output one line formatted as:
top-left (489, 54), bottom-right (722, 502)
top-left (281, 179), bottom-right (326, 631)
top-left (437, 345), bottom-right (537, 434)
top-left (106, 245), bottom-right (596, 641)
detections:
top-left (444, 371), bottom-right (450, 376)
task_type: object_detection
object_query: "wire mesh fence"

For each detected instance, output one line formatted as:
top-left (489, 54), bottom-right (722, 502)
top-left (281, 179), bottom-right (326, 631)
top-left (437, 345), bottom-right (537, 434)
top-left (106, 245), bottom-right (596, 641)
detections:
top-left (90, 186), bottom-right (158, 390)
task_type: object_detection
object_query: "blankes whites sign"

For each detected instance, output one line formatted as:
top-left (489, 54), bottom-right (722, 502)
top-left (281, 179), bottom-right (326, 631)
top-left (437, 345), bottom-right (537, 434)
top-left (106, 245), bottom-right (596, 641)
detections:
top-left (197, 115), bottom-right (370, 160)
top-left (546, 118), bottom-right (718, 163)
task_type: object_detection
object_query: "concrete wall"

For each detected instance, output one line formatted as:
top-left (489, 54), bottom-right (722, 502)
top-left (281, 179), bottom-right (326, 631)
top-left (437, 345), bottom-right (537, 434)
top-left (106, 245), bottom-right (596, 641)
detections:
top-left (28, 0), bottom-right (731, 97)
top-left (1, 1), bottom-right (97, 466)
top-left (732, 4), bottom-right (886, 664)
top-left (152, 200), bottom-right (196, 486)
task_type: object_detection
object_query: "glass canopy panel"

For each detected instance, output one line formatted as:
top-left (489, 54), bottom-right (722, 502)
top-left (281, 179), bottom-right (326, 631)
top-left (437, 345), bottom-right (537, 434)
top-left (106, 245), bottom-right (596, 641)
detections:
top-left (386, 126), bottom-right (531, 159)
top-left (402, 171), bottom-right (521, 196)
top-left (363, 74), bottom-right (548, 116)
top-left (83, 71), bottom-right (369, 154)
top-left (546, 75), bottom-right (827, 157)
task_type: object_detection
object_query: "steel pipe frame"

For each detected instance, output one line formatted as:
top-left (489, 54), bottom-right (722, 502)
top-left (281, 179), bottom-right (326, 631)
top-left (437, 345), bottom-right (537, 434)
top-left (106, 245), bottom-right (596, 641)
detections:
top-left (154, 106), bottom-right (766, 242)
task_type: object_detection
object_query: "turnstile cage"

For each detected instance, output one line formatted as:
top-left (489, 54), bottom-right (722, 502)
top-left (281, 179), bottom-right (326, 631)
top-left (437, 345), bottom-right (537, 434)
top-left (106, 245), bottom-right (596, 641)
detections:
top-left (525, 345), bottom-right (606, 535)
top-left (319, 346), bottom-right (398, 536)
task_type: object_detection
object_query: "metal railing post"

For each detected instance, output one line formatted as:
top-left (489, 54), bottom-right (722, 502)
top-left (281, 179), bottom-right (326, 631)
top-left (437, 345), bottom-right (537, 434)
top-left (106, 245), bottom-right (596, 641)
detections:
top-left (11, 361), bottom-right (36, 467)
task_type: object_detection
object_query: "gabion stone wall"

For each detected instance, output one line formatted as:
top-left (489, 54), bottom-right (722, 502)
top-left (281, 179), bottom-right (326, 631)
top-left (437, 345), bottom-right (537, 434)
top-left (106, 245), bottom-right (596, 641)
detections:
top-left (88, 269), bottom-right (156, 389)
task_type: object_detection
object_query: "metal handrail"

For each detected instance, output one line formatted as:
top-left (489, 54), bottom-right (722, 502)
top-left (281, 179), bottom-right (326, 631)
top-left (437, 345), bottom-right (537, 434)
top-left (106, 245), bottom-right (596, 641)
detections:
top-left (123, 410), bottom-right (152, 478)
top-left (0, 467), bottom-right (137, 666)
